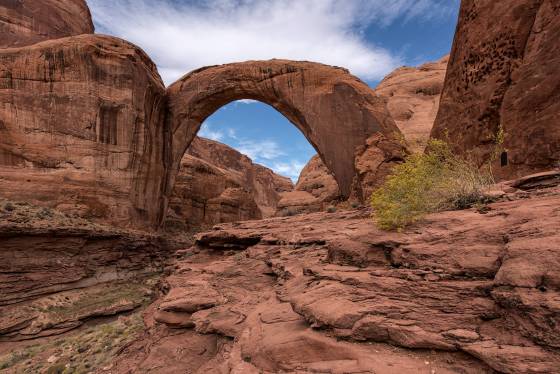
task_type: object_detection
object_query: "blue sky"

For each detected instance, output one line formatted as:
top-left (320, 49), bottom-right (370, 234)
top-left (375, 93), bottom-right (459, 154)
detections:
top-left (88, 0), bottom-right (460, 181)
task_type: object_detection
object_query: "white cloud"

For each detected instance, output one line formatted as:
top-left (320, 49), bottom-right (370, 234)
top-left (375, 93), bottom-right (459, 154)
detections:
top-left (236, 139), bottom-right (285, 161)
top-left (87, 0), bottom-right (457, 85)
top-left (268, 160), bottom-right (307, 181)
top-left (198, 124), bottom-right (224, 141)
top-left (235, 99), bottom-right (258, 105)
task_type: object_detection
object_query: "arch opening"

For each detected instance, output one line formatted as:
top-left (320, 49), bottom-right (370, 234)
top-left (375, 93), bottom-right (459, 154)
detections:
top-left (163, 99), bottom-right (324, 232)
top-left (133, 59), bottom-right (406, 228)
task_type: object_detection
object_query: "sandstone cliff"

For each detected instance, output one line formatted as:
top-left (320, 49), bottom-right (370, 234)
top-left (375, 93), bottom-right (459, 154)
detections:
top-left (375, 55), bottom-right (448, 152)
top-left (0, 34), bottom-right (167, 228)
top-left (0, 0), bottom-right (94, 48)
top-left (165, 137), bottom-right (293, 232)
top-left (432, 0), bottom-right (560, 180)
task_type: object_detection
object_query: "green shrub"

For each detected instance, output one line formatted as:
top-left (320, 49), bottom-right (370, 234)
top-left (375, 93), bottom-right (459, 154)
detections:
top-left (326, 206), bottom-right (337, 213)
top-left (370, 139), bottom-right (494, 230)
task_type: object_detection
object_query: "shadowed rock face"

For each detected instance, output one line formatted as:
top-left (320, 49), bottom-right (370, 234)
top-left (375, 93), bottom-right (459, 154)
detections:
top-left (432, 0), bottom-right (560, 179)
top-left (164, 60), bottom-right (403, 206)
top-left (0, 35), bottom-right (167, 227)
top-left (166, 137), bottom-right (293, 232)
top-left (0, 0), bottom-right (94, 48)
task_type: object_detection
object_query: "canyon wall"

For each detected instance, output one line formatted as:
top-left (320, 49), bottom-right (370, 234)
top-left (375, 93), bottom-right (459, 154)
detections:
top-left (432, 0), bottom-right (560, 179)
top-left (0, 35), bottom-right (167, 228)
top-left (0, 0), bottom-right (94, 48)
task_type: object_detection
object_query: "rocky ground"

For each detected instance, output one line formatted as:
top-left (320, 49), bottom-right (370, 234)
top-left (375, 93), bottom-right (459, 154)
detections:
top-left (1, 174), bottom-right (558, 373)
top-left (63, 172), bottom-right (558, 374)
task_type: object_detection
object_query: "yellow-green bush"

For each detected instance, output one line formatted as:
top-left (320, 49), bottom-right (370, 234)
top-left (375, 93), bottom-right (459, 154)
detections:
top-left (370, 139), bottom-right (494, 230)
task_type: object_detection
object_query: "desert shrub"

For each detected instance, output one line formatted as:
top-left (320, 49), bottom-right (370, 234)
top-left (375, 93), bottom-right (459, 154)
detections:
top-left (370, 139), bottom-right (495, 230)
top-left (326, 205), bottom-right (337, 213)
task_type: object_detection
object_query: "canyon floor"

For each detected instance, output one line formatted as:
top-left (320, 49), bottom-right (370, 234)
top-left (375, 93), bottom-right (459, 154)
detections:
top-left (1, 172), bottom-right (558, 374)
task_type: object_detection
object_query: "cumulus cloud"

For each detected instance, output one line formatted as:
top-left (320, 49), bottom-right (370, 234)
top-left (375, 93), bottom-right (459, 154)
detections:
top-left (87, 0), bottom-right (457, 85)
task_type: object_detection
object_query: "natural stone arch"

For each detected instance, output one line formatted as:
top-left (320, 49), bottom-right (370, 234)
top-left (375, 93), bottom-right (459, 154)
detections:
top-left (160, 60), bottom-right (402, 221)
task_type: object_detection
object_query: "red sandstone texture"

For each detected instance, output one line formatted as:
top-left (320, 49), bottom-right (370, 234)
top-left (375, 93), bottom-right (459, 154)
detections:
top-left (0, 34), bottom-right (167, 228)
top-left (166, 137), bottom-right (293, 231)
top-left (106, 174), bottom-right (560, 374)
top-left (0, 0), bottom-right (94, 48)
top-left (164, 59), bottom-right (403, 206)
top-left (0, 201), bottom-right (168, 342)
top-left (432, 0), bottom-right (560, 179)
top-left (285, 55), bottom-right (449, 213)
top-left (375, 55), bottom-right (449, 152)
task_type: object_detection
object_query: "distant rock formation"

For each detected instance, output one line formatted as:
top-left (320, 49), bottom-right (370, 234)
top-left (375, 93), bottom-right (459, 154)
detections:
top-left (165, 137), bottom-right (293, 232)
top-left (277, 155), bottom-right (340, 215)
top-left (432, 0), bottom-right (560, 180)
top-left (0, 0), bottom-right (94, 48)
top-left (375, 55), bottom-right (448, 153)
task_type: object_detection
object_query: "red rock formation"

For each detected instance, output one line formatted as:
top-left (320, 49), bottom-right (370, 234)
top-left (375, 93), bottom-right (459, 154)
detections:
top-left (165, 137), bottom-right (293, 231)
top-left (0, 0), bottom-right (94, 48)
top-left (432, 0), bottom-right (560, 179)
top-left (375, 55), bottom-right (448, 152)
top-left (163, 59), bottom-right (403, 211)
top-left (277, 155), bottom-right (340, 215)
top-left (107, 178), bottom-right (560, 373)
top-left (283, 55), bottom-right (448, 214)
top-left (0, 35), bottom-right (167, 228)
top-left (0, 201), bottom-right (167, 341)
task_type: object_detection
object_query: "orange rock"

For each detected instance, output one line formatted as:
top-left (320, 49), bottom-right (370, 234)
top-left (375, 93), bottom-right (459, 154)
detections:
top-left (432, 0), bottom-right (560, 179)
top-left (166, 137), bottom-right (293, 231)
top-left (0, 0), bottom-right (94, 48)
top-left (375, 55), bottom-right (448, 152)
top-left (0, 35), bottom-right (167, 228)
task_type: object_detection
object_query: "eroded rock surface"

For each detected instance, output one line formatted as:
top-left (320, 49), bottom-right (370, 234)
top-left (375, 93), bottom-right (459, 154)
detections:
top-left (166, 137), bottom-right (293, 231)
top-left (284, 55), bottom-right (448, 213)
top-left (432, 0), bottom-right (560, 179)
top-left (0, 201), bottom-right (168, 341)
top-left (0, 0), bottom-right (94, 48)
top-left (108, 178), bottom-right (560, 373)
top-left (375, 55), bottom-right (448, 152)
top-left (0, 35), bottom-right (167, 228)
